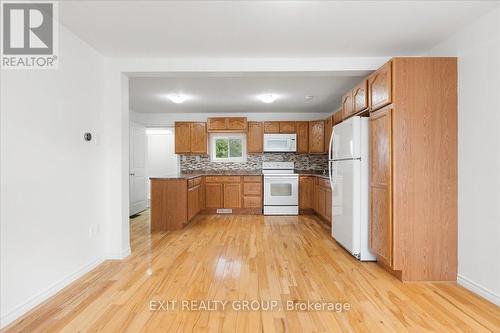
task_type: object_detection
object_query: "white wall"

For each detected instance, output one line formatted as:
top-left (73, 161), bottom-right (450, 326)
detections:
top-left (427, 7), bottom-right (500, 305)
top-left (0, 25), bottom-right (108, 326)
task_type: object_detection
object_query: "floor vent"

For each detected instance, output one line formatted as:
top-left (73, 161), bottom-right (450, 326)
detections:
top-left (216, 209), bottom-right (233, 214)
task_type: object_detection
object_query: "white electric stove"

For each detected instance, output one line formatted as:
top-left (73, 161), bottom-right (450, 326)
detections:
top-left (262, 162), bottom-right (299, 215)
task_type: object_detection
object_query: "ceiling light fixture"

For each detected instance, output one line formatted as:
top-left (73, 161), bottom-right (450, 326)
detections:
top-left (258, 94), bottom-right (278, 104)
top-left (305, 95), bottom-right (314, 100)
top-left (166, 93), bottom-right (189, 104)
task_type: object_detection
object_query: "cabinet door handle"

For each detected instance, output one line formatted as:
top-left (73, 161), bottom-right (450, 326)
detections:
top-left (130, 173), bottom-right (135, 176)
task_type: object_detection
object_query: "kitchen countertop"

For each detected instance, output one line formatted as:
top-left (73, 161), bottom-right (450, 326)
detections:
top-left (150, 170), bottom-right (264, 180)
top-left (150, 169), bottom-right (329, 180)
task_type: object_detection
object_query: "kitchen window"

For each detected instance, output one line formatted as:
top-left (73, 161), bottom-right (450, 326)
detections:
top-left (210, 134), bottom-right (247, 162)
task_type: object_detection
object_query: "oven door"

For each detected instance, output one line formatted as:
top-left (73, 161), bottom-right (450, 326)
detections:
top-left (264, 175), bottom-right (298, 206)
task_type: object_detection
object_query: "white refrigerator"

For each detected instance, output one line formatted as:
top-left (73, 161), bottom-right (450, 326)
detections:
top-left (328, 116), bottom-right (376, 261)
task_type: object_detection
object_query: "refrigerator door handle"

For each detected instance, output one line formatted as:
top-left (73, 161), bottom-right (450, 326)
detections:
top-left (328, 128), bottom-right (334, 161)
top-left (328, 161), bottom-right (336, 189)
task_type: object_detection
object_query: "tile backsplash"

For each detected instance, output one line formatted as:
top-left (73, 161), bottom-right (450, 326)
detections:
top-left (180, 153), bottom-right (328, 171)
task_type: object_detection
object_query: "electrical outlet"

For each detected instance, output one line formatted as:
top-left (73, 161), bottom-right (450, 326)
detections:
top-left (195, 156), bottom-right (200, 162)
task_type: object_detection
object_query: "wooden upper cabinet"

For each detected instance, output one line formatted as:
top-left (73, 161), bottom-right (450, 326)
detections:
top-left (207, 117), bottom-right (247, 132)
top-left (175, 122), bottom-right (207, 154)
top-left (324, 116), bottom-right (333, 154)
top-left (299, 176), bottom-right (315, 210)
top-left (175, 122), bottom-right (191, 154)
top-left (369, 61), bottom-right (393, 111)
top-left (189, 122), bottom-right (207, 154)
top-left (353, 80), bottom-right (369, 113)
top-left (226, 117), bottom-right (247, 131)
top-left (369, 107), bottom-right (393, 267)
top-left (223, 183), bottom-right (241, 208)
top-left (308, 120), bottom-right (325, 153)
top-left (333, 111), bottom-right (343, 126)
top-left (341, 92), bottom-right (354, 119)
top-left (247, 122), bottom-right (264, 153)
top-left (264, 121), bottom-right (280, 133)
top-left (296, 121), bottom-right (309, 154)
top-left (279, 122), bottom-right (296, 133)
top-left (207, 118), bottom-right (226, 131)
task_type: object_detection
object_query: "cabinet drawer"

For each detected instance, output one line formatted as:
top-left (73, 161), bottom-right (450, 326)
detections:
top-left (243, 196), bottom-right (262, 208)
top-left (317, 177), bottom-right (330, 189)
top-left (205, 176), bottom-right (241, 183)
top-left (243, 176), bottom-right (262, 183)
top-left (243, 182), bottom-right (261, 195)
top-left (187, 177), bottom-right (202, 188)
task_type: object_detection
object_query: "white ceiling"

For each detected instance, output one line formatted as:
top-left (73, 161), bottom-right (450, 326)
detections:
top-left (129, 73), bottom-right (364, 113)
top-left (60, 1), bottom-right (499, 114)
top-left (59, 1), bottom-right (499, 57)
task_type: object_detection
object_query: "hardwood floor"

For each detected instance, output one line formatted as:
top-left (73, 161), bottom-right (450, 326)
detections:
top-left (3, 212), bottom-right (500, 332)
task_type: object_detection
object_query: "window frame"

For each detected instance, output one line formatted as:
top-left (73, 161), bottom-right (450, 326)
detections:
top-left (210, 133), bottom-right (247, 163)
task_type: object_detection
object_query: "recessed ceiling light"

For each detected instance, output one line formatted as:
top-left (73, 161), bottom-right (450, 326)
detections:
top-left (166, 93), bottom-right (189, 104)
top-left (305, 95), bottom-right (314, 100)
top-left (258, 94), bottom-right (278, 103)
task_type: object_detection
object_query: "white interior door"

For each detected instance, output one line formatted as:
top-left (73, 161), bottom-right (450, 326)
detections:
top-left (146, 127), bottom-right (178, 200)
top-left (129, 121), bottom-right (147, 216)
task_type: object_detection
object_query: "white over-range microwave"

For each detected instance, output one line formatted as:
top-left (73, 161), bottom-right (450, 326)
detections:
top-left (263, 134), bottom-right (297, 152)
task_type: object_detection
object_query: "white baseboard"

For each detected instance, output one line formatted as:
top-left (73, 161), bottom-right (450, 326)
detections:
top-left (0, 257), bottom-right (105, 329)
top-left (105, 247), bottom-right (131, 260)
top-left (0, 247), bottom-right (132, 329)
top-left (457, 274), bottom-right (500, 306)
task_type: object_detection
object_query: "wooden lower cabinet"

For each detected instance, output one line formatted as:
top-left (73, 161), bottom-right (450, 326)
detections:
top-left (205, 183), bottom-right (223, 208)
top-left (223, 183), bottom-right (241, 208)
top-left (369, 108), bottom-right (393, 267)
top-left (299, 176), bottom-right (331, 224)
top-left (150, 178), bottom-right (188, 231)
top-left (243, 196), bottom-right (261, 208)
top-left (299, 176), bottom-right (315, 211)
top-left (187, 185), bottom-right (200, 221)
top-left (243, 177), bottom-right (262, 211)
top-left (203, 176), bottom-right (262, 212)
